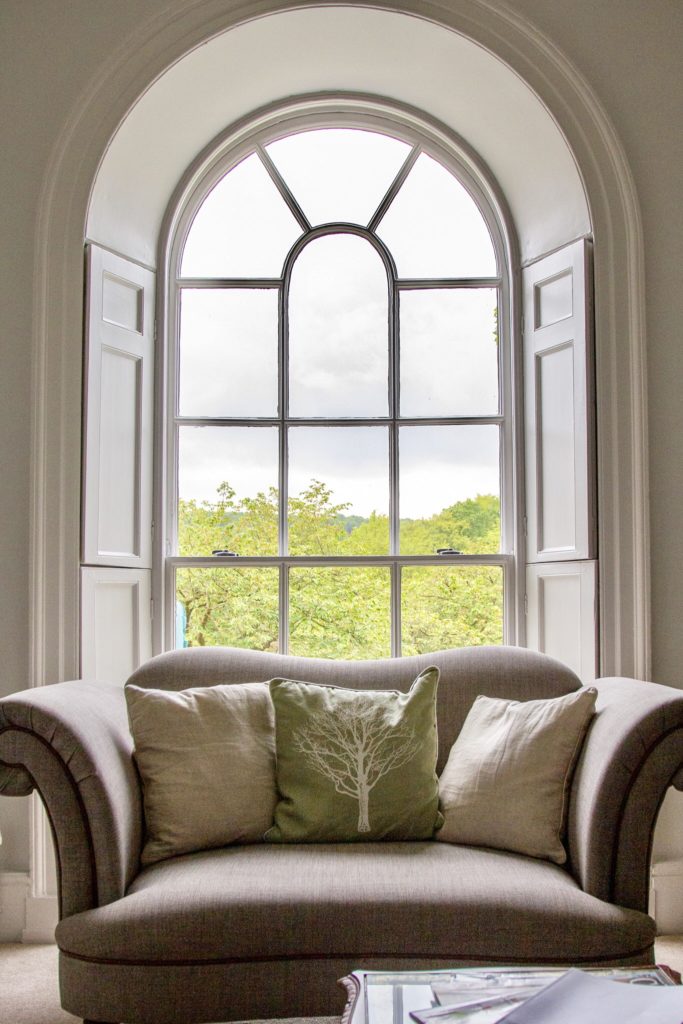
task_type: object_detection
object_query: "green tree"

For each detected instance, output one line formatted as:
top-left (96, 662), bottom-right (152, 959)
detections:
top-left (178, 481), bottom-right (278, 557)
top-left (176, 482), bottom-right (279, 650)
top-left (177, 566), bottom-right (279, 650)
top-left (176, 483), bottom-right (503, 656)
top-left (345, 511), bottom-right (390, 554)
top-left (288, 480), bottom-right (350, 555)
top-left (401, 565), bottom-right (503, 655)
top-left (400, 494), bottom-right (500, 555)
top-left (289, 566), bottom-right (391, 659)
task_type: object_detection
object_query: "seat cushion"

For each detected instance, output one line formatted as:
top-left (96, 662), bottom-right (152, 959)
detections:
top-left (56, 843), bottom-right (654, 966)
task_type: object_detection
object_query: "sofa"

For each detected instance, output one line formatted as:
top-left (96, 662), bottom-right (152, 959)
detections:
top-left (1, 644), bottom-right (683, 1024)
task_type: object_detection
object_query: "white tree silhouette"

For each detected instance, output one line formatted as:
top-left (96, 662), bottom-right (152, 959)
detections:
top-left (293, 701), bottom-right (420, 833)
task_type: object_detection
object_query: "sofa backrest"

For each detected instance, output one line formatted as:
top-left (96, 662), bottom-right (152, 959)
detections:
top-left (127, 645), bottom-right (581, 773)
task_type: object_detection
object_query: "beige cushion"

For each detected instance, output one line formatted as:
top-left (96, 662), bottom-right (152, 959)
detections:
top-left (437, 686), bottom-right (597, 863)
top-left (125, 682), bottom-right (277, 865)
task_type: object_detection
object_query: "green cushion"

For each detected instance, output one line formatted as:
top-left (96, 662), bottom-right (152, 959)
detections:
top-left (266, 667), bottom-right (442, 842)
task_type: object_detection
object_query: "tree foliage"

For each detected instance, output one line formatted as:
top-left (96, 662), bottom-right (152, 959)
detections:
top-left (176, 481), bottom-right (502, 657)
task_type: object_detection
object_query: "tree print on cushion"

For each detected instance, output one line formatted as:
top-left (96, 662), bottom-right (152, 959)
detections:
top-left (267, 668), bottom-right (442, 842)
top-left (293, 701), bottom-right (420, 832)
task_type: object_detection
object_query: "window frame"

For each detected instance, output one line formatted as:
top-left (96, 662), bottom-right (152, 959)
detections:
top-left (159, 105), bottom-right (522, 657)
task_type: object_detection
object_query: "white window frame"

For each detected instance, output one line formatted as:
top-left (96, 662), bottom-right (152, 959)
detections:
top-left (156, 104), bottom-right (522, 657)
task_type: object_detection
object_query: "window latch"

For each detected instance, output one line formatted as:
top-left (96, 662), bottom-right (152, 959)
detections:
top-left (212, 549), bottom-right (239, 557)
top-left (436, 548), bottom-right (462, 555)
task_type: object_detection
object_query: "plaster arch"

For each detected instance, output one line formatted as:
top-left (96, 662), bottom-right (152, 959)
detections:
top-left (32, 0), bottom-right (648, 690)
top-left (86, 6), bottom-right (590, 267)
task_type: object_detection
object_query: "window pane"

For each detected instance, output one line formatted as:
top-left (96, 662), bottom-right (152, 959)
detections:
top-left (178, 426), bottom-right (278, 555)
top-left (401, 565), bottom-right (504, 654)
top-left (289, 567), bottom-right (391, 659)
top-left (176, 567), bottom-right (279, 650)
top-left (377, 153), bottom-right (496, 278)
top-left (178, 289), bottom-right (278, 417)
top-left (288, 234), bottom-right (389, 417)
top-left (400, 289), bottom-right (499, 416)
top-left (180, 153), bottom-right (301, 278)
top-left (399, 425), bottom-right (500, 554)
top-left (288, 427), bottom-right (389, 555)
top-left (266, 128), bottom-right (411, 226)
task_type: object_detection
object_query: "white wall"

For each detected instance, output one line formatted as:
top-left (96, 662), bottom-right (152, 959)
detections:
top-left (0, 0), bottom-right (156, 870)
top-left (86, 7), bottom-right (589, 267)
top-left (0, 0), bottom-right (681, 879)
top-left (509, 0), bottom-right (683, 690)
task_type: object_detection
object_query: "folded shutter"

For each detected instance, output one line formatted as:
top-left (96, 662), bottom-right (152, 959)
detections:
top-left (523, 239), bottom-right (598, 678)
top-left (81, 245), bottom-right (155, 681)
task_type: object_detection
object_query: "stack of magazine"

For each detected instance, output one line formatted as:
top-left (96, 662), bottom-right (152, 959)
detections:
top-left (362, 966), bottom-right (683, 1024)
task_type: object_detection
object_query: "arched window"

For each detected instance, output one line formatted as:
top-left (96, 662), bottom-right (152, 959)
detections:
top-left (167, 123), bottom-right (515, 657)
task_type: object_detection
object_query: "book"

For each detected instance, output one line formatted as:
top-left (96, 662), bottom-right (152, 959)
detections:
top-left (497, 968), bottom-right (683, 1023)
top-left (397, 967), bottom-right (677, 1024)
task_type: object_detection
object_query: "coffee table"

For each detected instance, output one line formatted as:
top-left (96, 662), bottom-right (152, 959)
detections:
top-left (338, 966), bottom-right (679, 1024)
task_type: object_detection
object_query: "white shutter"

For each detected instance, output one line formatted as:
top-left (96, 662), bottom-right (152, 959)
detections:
top-left (523, 238), bottom-right (598, 677)
top-left (526, 561), bottom-right (598, 682)
top-left (81, 245), bottom-right (155, 682)
top-left (523, 239), bottom-right (596, 562)
top-left (82, 245), bottom-right (155, 568)
top-left (80, 567), bottom-right (152, 683)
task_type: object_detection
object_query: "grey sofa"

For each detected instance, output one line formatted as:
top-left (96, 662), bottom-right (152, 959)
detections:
top-left (1, 644), bottom-right (683, 1024)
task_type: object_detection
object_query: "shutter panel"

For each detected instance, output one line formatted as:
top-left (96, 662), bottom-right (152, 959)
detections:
top-left (523, 239), bottom-right (596, 562)
top-left (80, 567), bottom-right (152, 683)
top-left (526, 561), bottom-right (598, 682)
top-left (82, 245), bottom-right (155, 568)
top-left (523, 239), bottom-right (598, 677)
top-left (81, 245), bottom-right (155, 682)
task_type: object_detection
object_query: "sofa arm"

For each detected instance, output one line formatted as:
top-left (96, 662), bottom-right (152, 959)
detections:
top-left (567, 676), bottom-right (683, 912)
top-left (0, 681), bottom-right (142, 919)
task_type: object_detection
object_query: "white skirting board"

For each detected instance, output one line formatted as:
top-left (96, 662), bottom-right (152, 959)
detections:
top-left (0, 873), bottom-right (30, 941)
top-left (0, 874), bottom-right (57, 942)
top-left (651, 860), bottom-right (683, 935)
top-left (23, 894), bottom-right (58, 943)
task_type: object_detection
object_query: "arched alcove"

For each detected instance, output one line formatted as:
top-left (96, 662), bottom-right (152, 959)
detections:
top-left (86, 7), bottom-right (589, 268)
top-left (32, 0), bottom-right (648, 696)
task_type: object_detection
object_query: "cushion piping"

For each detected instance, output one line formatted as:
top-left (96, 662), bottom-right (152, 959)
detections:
top-left (58, 944), bottom-right (655, 969)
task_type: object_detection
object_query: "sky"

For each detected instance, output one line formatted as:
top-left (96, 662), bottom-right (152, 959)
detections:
top-left (178, 423), bottom-right (500, 520)
top-left (177, 127), bottom-right (501, 520)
